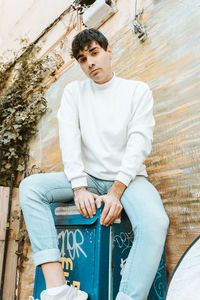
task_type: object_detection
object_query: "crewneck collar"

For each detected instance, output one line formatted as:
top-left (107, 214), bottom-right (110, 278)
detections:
top-left (90, 72), bottom-right (116, 90)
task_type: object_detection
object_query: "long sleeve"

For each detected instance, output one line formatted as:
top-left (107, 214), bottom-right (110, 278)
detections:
top-left (115, 84), bottom-right (155, 186)
top-left (57, 83), bottom-right (88, 188)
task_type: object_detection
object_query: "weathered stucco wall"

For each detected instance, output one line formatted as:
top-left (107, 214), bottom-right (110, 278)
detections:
top-left (2, 0), bottom-right (199, 298)
top-left (0, 0), bottom-right (72, 61)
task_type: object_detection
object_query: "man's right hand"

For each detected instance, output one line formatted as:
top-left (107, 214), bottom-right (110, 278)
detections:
top-left (74, 188), bottom-right (97, 218)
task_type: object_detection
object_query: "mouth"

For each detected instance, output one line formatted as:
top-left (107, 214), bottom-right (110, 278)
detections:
top-left (90, 69), bottom-right (100, 75)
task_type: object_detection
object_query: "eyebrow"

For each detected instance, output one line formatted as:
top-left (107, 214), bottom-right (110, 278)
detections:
top-left (89, 46), bottom-right (99, 52)
top-left (77, 46), bottom-right (99, 60)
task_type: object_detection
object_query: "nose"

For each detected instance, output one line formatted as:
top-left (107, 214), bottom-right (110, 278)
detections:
top-left (87, 56), bottom-right (95, 68)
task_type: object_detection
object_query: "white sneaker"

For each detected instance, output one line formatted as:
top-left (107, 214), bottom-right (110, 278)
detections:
top-left (40, 285), bottom-right (88, 300)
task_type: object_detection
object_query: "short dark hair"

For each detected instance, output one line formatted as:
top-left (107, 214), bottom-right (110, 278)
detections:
top-left (71, 28), bottom-right (109, 60)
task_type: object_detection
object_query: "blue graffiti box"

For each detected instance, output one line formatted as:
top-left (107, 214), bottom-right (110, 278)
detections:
top-left (33, 202), bottom-right (166, 300)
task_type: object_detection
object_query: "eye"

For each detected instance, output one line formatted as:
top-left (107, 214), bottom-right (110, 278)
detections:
top-left (79, 57), bottom-right (87, 63)
top-left (92, 51), bottom-right (98, 56)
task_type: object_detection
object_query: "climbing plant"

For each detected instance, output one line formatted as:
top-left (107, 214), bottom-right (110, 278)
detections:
top-left (0, 40), bottom-right (64, 277)
top-left (0, 41), bottom-right (63, 186)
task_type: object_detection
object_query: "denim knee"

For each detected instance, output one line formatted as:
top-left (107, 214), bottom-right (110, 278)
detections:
top-left (19, 174), bottom-right (43, 207)
top-left (142, 211), bottom-right (169, 246)
top-left (128, 206), bottom-right (169, 248)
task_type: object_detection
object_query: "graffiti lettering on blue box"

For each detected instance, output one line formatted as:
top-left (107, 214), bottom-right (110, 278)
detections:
top-left (119, 257), bottom-right (127, 276)
top-left (113, 229), bottom-right (167, 300)
top-left (57, 228), bottom-right (87, 260)
top-left (57, 227), bottom-right (96, 291)
top-left (113, 230), bottom-right (134, 253)
top-left (151, 255), bottom-right (166, 300)
top-left (113, 230), bottom-right (134, 277)
top-left (61, 257), bottom-right (81, 289)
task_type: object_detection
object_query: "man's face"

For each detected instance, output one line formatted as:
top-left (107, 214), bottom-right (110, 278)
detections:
top-left (76, 41), bottom-right (113, 84)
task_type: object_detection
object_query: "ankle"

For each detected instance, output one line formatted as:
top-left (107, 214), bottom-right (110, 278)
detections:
top-left (41, 262), bottom-right (66, 288)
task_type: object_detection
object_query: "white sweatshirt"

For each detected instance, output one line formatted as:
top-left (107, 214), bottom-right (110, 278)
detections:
top-left (57, 74), bottom-right (155, 189)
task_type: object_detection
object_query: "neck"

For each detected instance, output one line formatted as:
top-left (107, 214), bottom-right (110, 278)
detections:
top-left (91, 72), bottom-right (116, 90)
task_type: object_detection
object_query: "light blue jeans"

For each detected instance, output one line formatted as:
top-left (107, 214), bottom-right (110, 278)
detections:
top-left (19, 173), bottom-right (169, 300)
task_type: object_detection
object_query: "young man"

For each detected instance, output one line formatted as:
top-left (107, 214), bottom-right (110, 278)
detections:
top-left (20, 29), bottom-right (169, 300)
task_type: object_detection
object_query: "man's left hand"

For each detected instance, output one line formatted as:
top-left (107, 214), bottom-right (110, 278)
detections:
top-left (93, 193), bottom-right (123, 226)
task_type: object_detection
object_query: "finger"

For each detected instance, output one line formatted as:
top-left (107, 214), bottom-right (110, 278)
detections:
top-left (90, 196), bottom-right (96, 215)
top-left (87, 198), bottom-right (96, 218)
top-left (100, 203), bottom-right (110, 225)
top-left (107, 217), bottom-right (115, 227)
top-left (116, 205), bottom-right (122, 217)
top-left (107, 212), bottom-right (120, 226)
top-left (106, 203), bottom-right (122, 226)
top-left (109, 206), bottom-right (122, 224)
top-left (79, 200), bottom-right (89, 218)
top-left (104, 205), bottom-right (116, 226)
top-left (74, 199), bottom-right (81, 214)
top-left (96, 196), bottom-right (102, 209)
top-left (84, 198), bottom-right (94, 218)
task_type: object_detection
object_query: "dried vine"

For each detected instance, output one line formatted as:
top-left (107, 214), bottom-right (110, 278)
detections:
top-left (0, 41), bottom-right (63, 186)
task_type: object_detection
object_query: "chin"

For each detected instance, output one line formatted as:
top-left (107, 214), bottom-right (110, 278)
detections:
top-left (95, 79), bottom-right (105, 84)
top-left (91, 75), bottom-right (103, 83)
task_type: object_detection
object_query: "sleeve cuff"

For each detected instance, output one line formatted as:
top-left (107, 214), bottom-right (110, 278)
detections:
top-left (71, 176), bottom-right (88, 189)
top-left (115, 172), bottom-right (136, 186)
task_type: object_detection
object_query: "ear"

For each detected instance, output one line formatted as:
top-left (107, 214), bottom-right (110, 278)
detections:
top-left (107, 45), bottom-right (112, 59)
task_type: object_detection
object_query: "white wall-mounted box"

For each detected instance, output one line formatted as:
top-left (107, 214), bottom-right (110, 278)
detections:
top-left (82, 0), bottom-right (118, 28)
